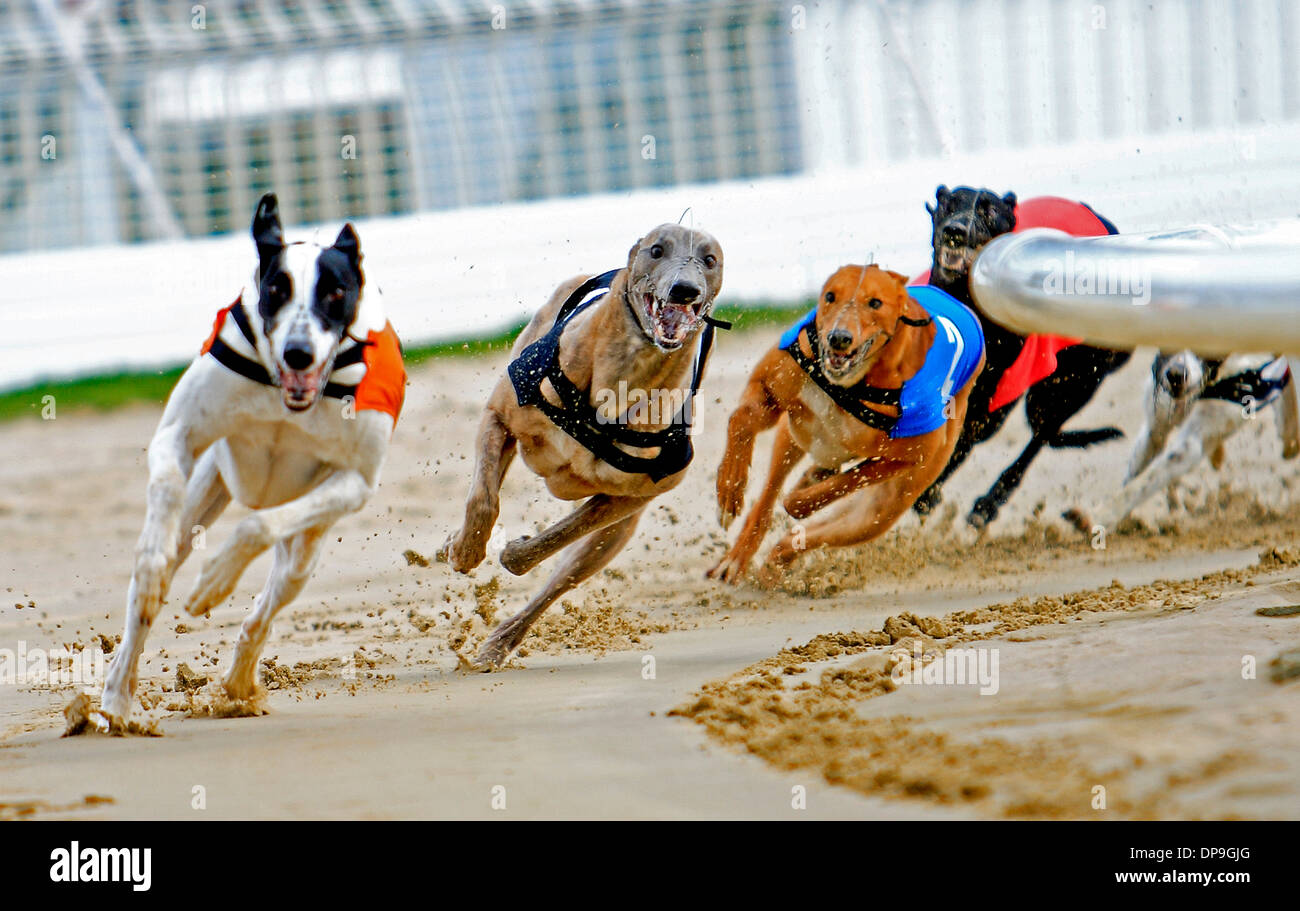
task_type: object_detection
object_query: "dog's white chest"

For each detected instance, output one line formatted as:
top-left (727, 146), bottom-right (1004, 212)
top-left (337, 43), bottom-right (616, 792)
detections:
top-left (793, 385), bottom-right (859, 468)
top-left (208, 399), bottom-right (377, 509)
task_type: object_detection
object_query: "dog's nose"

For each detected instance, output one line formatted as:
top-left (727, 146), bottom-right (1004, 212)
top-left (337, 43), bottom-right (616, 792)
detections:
top-left (668, 282), bottom-right (700, 305)
top-left (826, 328), bottom-right (854, 352)
top-left (942, 224), bottom-right (970, 245)
top-left (283, 344), bottom-right (314, 371)
top-left (1163, 364), bottom-right (1188, 397)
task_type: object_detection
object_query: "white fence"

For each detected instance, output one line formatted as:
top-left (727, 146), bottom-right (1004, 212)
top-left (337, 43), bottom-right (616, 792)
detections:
top-left (3, 0), bottom-right (1300, 389)
top-left (5, 118), bottom-right (1299, 390)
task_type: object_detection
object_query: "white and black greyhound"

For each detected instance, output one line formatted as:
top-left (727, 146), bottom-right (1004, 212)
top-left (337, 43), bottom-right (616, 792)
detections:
top-left (1065, 351), bottom-right (1299, 534)
top-left (96, 193), bottom-right (405, 728)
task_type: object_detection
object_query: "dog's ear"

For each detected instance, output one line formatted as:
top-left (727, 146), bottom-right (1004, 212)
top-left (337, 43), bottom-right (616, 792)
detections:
top-left (884, 269), bottom-right (911, 287)
top-left (333, 223), bottom-right (362, 268)
top-left (1001, 191), bottom-right (1017, 208)
top-left (927, 185), bottom-right (949, 216)
top-left (627, 236), bottom-right (643, 270)
top-left (252, 193), bottom-right (284, 276)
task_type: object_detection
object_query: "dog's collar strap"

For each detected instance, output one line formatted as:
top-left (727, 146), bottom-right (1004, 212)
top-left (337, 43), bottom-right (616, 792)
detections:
top-left (1201, 359), bottom-right (1290, 406)
top-left (205, 298), bottom-right (363, 400)
top-left (783, 319), bottom-right (902, 433)
top-left (508, 269), bottom-right (715, 482)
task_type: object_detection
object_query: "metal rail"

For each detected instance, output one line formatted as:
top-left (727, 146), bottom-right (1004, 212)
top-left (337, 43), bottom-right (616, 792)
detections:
top-left (969, 222), bottom-right (1300, 355)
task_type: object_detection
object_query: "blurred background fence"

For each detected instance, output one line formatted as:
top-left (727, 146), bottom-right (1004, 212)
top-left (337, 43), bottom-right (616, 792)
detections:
top-left (5, 0), bottom-right (1299, 252)
top-left (2, 0), bottom-right (1300, 388)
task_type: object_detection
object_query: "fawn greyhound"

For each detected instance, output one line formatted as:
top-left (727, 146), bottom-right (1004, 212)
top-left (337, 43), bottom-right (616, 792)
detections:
top-left (442, 223), bottom-right (726, 667)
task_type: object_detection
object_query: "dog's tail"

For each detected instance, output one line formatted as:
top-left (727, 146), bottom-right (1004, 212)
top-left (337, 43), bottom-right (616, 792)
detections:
top-left (1049, 427), bottom-right (1124, 448)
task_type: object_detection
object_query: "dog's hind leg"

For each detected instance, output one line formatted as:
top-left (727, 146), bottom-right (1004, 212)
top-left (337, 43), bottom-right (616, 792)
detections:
top-left (222, 524), bottom-right (328, 703)
top-left (971, 364), bottom-right (1123, 528)
top-left (442, 409), bottom-right (517, 573)
top-left (478, 511), bottom-right (644, 668)
top-left (763, 473), bottom-right (919, 574)
top-left (913, 406), bottom-right (1010, 517)
top-left (782, 455), bottom-right (915, 520)
top-left (709, 416), bottom-right (804, 584)
top-left (500, 493), bottom-right (651, 576)
top-left (968, 435), bottom-right (1047, 528)
top-left (173, 449), bottom-right (231, 568)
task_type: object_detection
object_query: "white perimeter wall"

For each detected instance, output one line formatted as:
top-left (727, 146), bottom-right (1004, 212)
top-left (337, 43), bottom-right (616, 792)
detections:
top-left (4, 119), bottom-right (1299, 391)
top-left (7, 0), bottom-right (1300, 393)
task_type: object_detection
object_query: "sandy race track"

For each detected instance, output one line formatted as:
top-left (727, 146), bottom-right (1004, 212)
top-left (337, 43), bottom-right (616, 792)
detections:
top-left (3, 332), bottom-right (1300, 820)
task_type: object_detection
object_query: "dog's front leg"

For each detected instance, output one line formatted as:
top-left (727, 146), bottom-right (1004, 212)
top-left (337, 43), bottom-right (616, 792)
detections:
top-left (222, 525), bottom-right (329, 704)
top-left (716, 378), bottom-right (781, 529)
top-left (183, 468), bottom-right (373, 617)
top-left (499, 493), bottom-right (650, 576)
top-left (100, 424), bottom-right (195, 722)
top-left (442, 409), bottom-right (516, 573)
top-left (478, 510), bottom-right (644, 668)
top-left (709, 417), bottom-right (803, 585)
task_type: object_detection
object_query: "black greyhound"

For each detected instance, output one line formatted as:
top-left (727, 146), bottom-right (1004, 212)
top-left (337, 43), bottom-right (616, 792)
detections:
top-left (912, 185), bottom-right (1131, 528)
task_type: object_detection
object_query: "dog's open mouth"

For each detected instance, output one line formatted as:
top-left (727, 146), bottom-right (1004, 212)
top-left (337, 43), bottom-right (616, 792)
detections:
top-left (644, 292), bottom-right (705, 350)
top-left (277, 362), bottom-right (330, 412)
top-left (938, 238), bottom-right (980, 275)
top-left (938, 242), bottom-right (978, 274)
top-left (821, 335), bottom-right (875, 383)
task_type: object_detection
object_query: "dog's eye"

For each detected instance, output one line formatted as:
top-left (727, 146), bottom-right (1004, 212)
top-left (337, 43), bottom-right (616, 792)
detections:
top-left (824, 291), bottom-right (835, 303)
top-left (321, 288), bottom-right (349, 322)
top-left (649, 244), bottom-right (664, 259)
top-left (703, 254), bottom-right (716, 268)
top-left (868, 298), bottom-right (883, 309)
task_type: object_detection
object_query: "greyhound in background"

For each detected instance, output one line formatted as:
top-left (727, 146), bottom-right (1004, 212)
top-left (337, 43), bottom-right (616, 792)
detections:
top-left (912, 186), bottom-right (1131, 528)
top-left (1065, 351), bottom-right (1300, 534)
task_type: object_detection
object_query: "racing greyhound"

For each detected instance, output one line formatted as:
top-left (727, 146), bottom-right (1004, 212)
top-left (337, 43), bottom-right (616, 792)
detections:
top-left (96, 193), bottom-right (405, 728)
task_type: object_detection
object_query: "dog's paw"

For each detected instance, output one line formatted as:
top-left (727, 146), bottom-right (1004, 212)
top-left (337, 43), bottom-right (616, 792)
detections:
top-left (707, 549), bottom-right (752, 585)
top-left (499, 535), bottom-right (534, 576)
top-left (1060, 507), bottom-right (1094, 535)
top-left (782, 489), bottom-right (823, 521)
top-left (716, 487), bottom-right (744, 530)
top-left (183, 551), bottom-right (248, 617)
top-left (912, 486), bottom-right (942, 517)
top-left (966, 496), bottom-right (1000, 530)
top-left (439, 532), bottom-right (484, 575)
top-left (717, 505), bottom-right (737, 531)
top-left (475, 629), bottom-right (519, 670)
top-left (97, 685), bottom-right (133, 725)
top-left (182, 579), bottom-right (226, 618)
